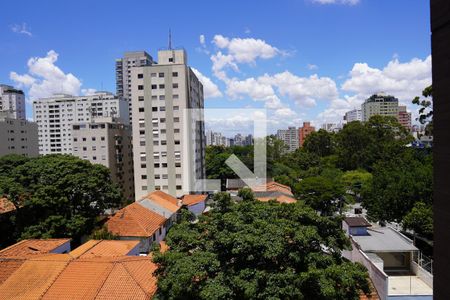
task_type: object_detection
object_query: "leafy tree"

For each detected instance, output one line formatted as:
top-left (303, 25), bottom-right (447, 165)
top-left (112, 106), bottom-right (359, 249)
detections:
top-left (153, 200), bottom-right (370, 299)
top-left (303, 129), bottom-right (336, 157)
top-left (297, 176), bottom-right (346, 216)
top-left (362, 149), bottom-right (432, 223)
top-left (237, 187), bottom-right (255, 202)
top-left (412, 85), bottom-right (433, 136)
top-left (341, 170), bottom-right (373, 202)
top-left (0, 154), bottom-right (122, 244)
top-left (336, 121), bottom-right (372, 170)
top-left (402, 202), bottom-right (433, 239)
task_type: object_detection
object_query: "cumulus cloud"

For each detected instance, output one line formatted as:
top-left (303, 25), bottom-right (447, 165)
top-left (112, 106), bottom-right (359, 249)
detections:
top-left (311, 0), bottom-right (360, 5)
top-left (307, 64), bottom-right (318, 70)
top-left (81, 88), bottom-right (97, 96)
top-left (10, 50), bottom-right (84, 100)
top-left (199, 34), bottom-right (205, 45)
top-left (191, 68), bottom-right (223, 99)
top-left (341, 55), bottom-right (432, 101)
top-left (10, 23), bottom-right (32, 36)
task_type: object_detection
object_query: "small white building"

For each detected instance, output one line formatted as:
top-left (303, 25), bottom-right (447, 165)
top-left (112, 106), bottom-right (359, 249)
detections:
top-left (342, 217), bottom-right (433, 300)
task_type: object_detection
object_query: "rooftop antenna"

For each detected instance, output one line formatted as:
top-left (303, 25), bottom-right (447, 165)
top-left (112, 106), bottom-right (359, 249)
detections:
top-left (168, 29), bottom-right (172, 50)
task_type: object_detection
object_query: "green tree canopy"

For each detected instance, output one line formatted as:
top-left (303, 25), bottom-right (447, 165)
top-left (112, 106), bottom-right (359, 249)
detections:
top-left (302, 129), bottom-right (336, 157)
top-left (0, 154), bottom-right (122, 244)
top-left (402, 202), bottom-right (433, 239)
top-left (153, 193), bottom-right (370, 299)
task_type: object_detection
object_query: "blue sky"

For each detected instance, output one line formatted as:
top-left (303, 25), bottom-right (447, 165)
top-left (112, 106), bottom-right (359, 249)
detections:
top-left (0, 0), bottom-right (431, 135)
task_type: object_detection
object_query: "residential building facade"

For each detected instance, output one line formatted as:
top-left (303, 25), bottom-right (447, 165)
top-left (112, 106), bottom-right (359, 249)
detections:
top-left (33, 92), bottom-right (129, 155)
top-left (398, 106), bottom-right (412, 131)
top-left (362, 94), bottom-right (399, 122)
top-left (116, 51), bottom-right (154, 124)
top-left (131, 49), bottom-right (206, 198)
top-left (72, 116), bottom-right (134, 201)
top-left (0, 84), bottom-right (26, 120)
top-left (344, 108), bottom-right (362, 122)
top-left (0, 114), bottom-right (38, 157)
top-left (277, 127), bottom-right (299, 152)
top-left (299, 122), bottom-right (315, 146)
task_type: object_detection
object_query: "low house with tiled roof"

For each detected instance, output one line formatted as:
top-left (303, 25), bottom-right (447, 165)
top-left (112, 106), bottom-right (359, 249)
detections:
top-left (0, 239), bottom-right (71, 259)
top-left (106, 202), bottom-right (167, 253)
top-left (252, 181), bottom-right (297, 204)
top-left (0, 239), bottom-right (158, 299)
top-left (181, 194), bottom-right (208, 216)
top-left (0, 197), bottom-right (18, 215)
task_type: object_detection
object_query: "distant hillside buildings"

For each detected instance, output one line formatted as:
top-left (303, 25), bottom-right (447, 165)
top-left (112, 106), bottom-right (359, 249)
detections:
top-left (276, 122), bottom-right (316, 153)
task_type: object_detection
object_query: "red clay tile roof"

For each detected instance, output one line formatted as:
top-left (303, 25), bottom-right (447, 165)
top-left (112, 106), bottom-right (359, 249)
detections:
top-left (182, 194), bottom-right (207, 206)
top-left (256, 194), bottom-right (297, 204)
top-left (0, 259), bottom-right (25, 284)
top-left (0, 239), bottom-right (71, 259)
top-left (77, 240), bottom-right (140, 259)
top-left (106, 202), bottom-right (166, 237)
top-left (0, 241), bottom-right (158, 300)
top-left (0, 197), bottom-right (17, 214)
top-left (345, 217), bottom-right (372, 227)
top-left (140, 190), bottom-right (180, 213)
top-left (252, 181), bottom-right (294, 196)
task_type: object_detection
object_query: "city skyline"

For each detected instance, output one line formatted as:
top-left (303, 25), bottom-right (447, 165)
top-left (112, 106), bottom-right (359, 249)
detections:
top-left (0, 0), bottom-right (431, 135)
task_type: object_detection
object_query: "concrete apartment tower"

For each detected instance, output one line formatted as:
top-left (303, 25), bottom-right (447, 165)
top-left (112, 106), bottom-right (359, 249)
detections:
top-left (33, 92), bottom-right (129, 155)
top-left (72, 116), bottom-right (134, 202)
top-left (0, 84), bottom-right (26, 120)
top-left (299, 122), bottom-right (315, 146)
top-left (116, 51), bottom-right (154, 124)
top-left (131, 48), bottom-right (206, 198)
top-left (361, 93), bottom-right (399, 122)
top-left (344, 108), bottom-right (362, 123)
top-left (276, 127), bottom-right (299, 152)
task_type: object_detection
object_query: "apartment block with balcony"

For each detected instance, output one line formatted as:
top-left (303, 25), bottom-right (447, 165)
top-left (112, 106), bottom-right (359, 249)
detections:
top-left (72, 116), bottom-right (134, 202)
top-left (33, 92), bottom-right (129, 155)
top-left (0, 84), bottom-right (26, 120)
top-left (131, 48), bottom-right (206, 198)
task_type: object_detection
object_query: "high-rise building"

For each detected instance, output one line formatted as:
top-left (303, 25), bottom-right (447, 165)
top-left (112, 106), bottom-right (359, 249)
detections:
top-left (344, 109), bottom-right (362, 122)
top-left (299, 122), bottom-right (315, 146)
top-left (0, 84), bottom-right (26, 120)
top-left (398, 106), bottom-right (412, 131)
top-left (72, 116), bottom-right (134, 201)
top-left (0, 113), bottom-right (38, 157)
top-left (277, 127), bottom-right (299, 152)
top-left (131, 48), bottom-right (205, 198)
top-left (116, 51), bottom-right (154, 124)
top-left (361, 93), bottom-right (399, 122)
top-left (33, 92), bottom-right (129, 155)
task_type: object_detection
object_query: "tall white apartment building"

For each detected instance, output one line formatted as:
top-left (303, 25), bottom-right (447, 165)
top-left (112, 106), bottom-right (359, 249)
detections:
top-left (276, 126), bottom-right (299, 152)
top-left (361, 94), bottom-right (399, 122)
top-left (0, 84), bottom-right (26, 120)
top-left (344, 109), bottom-right (362, 122)
top-left (131, 48), bottom-right (206, 198)
top-left (33, 92), bottom-right (129, 155)
top-left (116, 51), bottom-right (154, 124)
top-left (0, 114), bottom-right (38, 157)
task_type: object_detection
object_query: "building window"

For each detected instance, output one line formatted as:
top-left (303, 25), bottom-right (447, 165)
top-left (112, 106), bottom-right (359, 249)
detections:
top-left (151, 73), bottom-right (156, 77)
top-left (155, 174), bottom-right (160, 179)
top-left (159, 95), bottom-right (165, 100)
top-left (160, 107), bottom-right (166, 111)
top-left (155, 186), bottom-right (161, 190)
top-left (151, 84), bottom-right (157, 89)
top-left (151, 95), bottom-right (157, 100)
top-left (154, 163), bottom-right (160, 168)
top-left (139, 107), bottom-right (145, 112)
top-left (159, 84), bottom-right (165, 89)
top-left (153, 141), bottom-right (159, 145)
top-left (138, 85), bottom-right (144, 90)
top-left (158, 72), bottom-right (164, 78)
top-left (172, 72), bottom-right (178, 77)
top-left (176, 185), bottom-right (182, 190)
top-left (174, 117), bottom-right (179, 122)
top-left (173, 106), bottom-right (179, 110)
top-left (138, 74), bottom-right (143, 79)
top-left (101, 137), bottom-right (105, 141)
top-left (172, 83), bottom-right (179, 89)
top-left (138, 96), bottom-right (144, 101)
top-left (175, 163), bottom-right (181, 167)
top-left (174, 140), bottom-right (180, 145)
top-left (142, 186), bottom-right (147, 190)
top-left (162, 174), bottom-right (168, 179)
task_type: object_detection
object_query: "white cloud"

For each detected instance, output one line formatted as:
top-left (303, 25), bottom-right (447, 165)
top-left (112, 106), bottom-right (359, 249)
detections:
top-left (244, 27), bottom-right (251, 34)
top-left (191, 68), bottom-right (223, 99)
top-left (341, 55), bottom-right (432, 101)
top-left (199, 34), bottom-right (205, 45)
top-left (10, 23), bottom-right (32, 36)
top-left (81, 88), bottom-right (97, 96)
top-left (311, 0), bottom-right (360, 5)
top-left (275, 107), bottom-right (296, 117)
top-left (307, 64), bottom-right (318, 70)
top-left (10, 50), bottom-right (84, 100)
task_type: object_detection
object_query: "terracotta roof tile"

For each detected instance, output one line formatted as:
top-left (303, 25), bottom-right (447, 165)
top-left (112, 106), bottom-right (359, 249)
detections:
top-left (68, 240), bottom-right (101, 258)
top-left (122, 258), bottom-right (158, 296)
top-left (0, 259), bottom-right (69, 300)
top-left (182, 194), bottom-right (207, 206)
top-left (78, 240), bottom-right (140, 258)
top-left (0, 259), bottom-right (24, 284)
top-left (252, 181), bottom-right (294, 196)
top-left (0, 198), bottom-right (16, 214)
top-left (141, 190), bottom-right (180, 213)
top-left (0, 239), bottom-right (71, 259)
top-left (256, 194), bottom-right (297, 204)
top-left (106, 202), bottom-right (166, 237)
top-left (42, 260), bottom-right (114, 299)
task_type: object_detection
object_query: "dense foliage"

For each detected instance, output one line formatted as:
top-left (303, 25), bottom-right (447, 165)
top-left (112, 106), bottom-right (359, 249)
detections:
top-left (154, 193), bottom-right (370, 299)
top-left (0, 154), bottom-right (122, 247)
